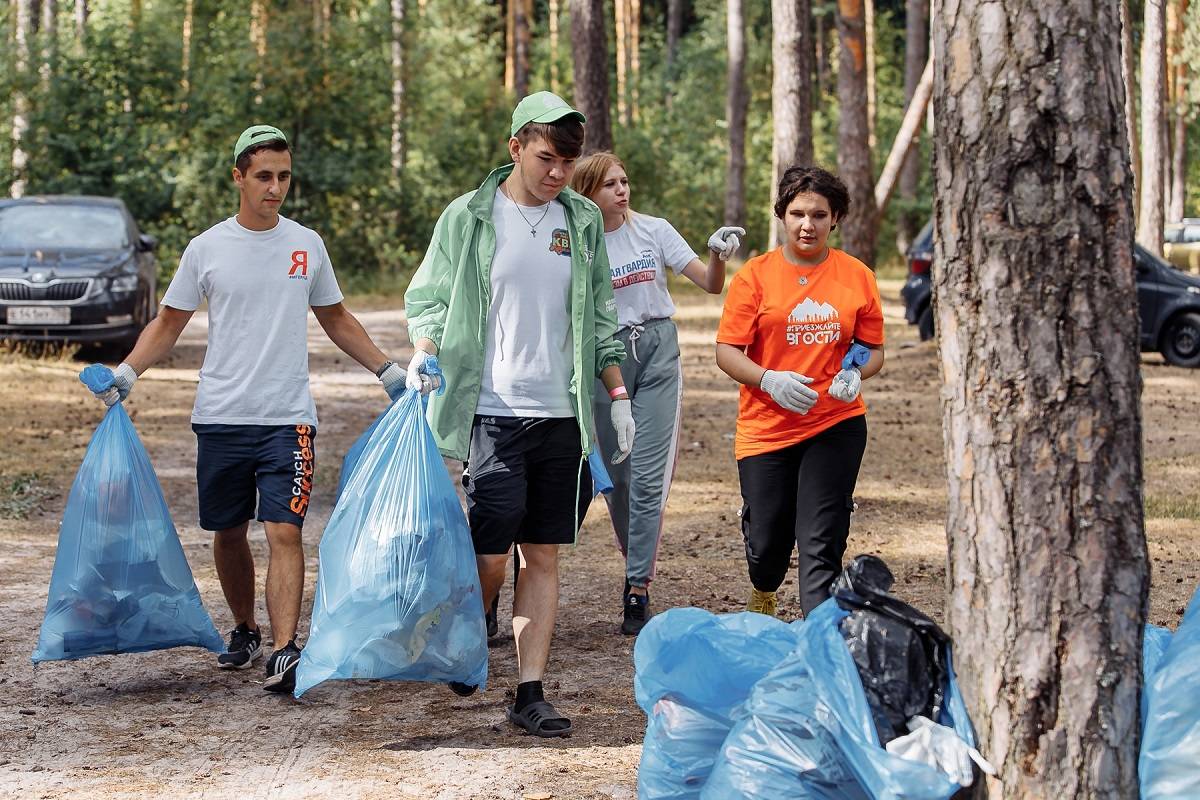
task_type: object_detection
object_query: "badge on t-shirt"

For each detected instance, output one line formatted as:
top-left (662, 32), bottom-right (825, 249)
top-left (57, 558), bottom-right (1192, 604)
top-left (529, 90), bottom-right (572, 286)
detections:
top-left (288, 250), bottom-right (309, 281)
top-left (549, 228), bottom-right (571, 256)
top-left (786, 296), bottom-right (842, 347)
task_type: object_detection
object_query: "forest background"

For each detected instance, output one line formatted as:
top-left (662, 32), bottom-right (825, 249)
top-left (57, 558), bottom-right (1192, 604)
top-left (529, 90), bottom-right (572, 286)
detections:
top-left (3, 0), bottom-right (1197, 290)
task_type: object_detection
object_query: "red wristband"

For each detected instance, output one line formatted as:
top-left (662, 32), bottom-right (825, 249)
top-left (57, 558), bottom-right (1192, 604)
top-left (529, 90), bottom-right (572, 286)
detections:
top-left (609, 385), bottom-right (628, 399)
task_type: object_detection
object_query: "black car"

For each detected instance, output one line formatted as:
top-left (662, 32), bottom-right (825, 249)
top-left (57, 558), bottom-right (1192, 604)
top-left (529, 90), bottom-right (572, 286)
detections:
top-left (901, 221), bottom-right (1200, 367)
top-left (0, 196), bottom-right (158, 349)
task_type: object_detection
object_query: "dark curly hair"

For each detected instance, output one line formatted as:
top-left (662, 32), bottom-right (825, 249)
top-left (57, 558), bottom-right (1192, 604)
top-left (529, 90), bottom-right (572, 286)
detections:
top-left (773, 165), bottom-right (850, 222)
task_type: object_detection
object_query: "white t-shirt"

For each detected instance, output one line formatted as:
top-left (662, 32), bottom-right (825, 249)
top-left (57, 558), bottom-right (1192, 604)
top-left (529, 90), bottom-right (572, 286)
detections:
top-left (475, 192), bottom-right (575, 418)
top-left (605, 214), bottom-right (699, 329)
top-left (162, 215), bottom-right (344, 426)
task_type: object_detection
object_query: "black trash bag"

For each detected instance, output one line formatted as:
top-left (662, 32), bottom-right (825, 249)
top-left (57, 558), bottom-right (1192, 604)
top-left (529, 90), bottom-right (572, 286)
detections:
top-left (832, 555), bottom-right (952, 745)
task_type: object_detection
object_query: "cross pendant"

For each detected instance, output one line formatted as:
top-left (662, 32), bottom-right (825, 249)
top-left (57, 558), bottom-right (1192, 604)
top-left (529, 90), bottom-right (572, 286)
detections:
top-left (530, 228), bottom-right (537, 237)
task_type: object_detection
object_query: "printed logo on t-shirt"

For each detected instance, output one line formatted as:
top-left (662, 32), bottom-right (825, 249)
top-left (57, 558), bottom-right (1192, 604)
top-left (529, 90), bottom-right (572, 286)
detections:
top-left (549, 228), bottom-right (571, 256)
top-left (289, 250), bottom-right (309, 280)
top-left (611, 248), bottom-right (658, 290)
top-left (786, 296), bottom-right (842, 346)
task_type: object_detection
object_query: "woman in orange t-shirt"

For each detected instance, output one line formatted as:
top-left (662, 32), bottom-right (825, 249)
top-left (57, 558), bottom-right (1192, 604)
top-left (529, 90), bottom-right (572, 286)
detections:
top-left (716, 166), bottom-right (885, 617)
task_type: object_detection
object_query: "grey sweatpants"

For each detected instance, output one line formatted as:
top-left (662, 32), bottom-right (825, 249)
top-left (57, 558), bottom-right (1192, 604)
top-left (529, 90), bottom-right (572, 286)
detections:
top-left (593, 318), bottom-right (683, 589)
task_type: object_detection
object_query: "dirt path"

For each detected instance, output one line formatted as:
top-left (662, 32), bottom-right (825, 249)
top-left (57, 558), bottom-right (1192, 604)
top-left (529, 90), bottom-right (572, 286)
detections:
top-left (1, 282), bottom-right (1197, 799)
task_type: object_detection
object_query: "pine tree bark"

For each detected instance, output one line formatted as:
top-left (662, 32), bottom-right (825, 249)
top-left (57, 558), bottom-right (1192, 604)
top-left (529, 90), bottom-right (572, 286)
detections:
top-left (932, 0), bottom-right (1148, 794)
top-left (835, 0), bottom-right (876, 263)
top-left (665, 0), bottom-right (684, 99)
top-left (570, 0), bottom-right (613, 153)
top-left (771, 0), bottom-right (814, 246)
top-left (896, 0), bottom-right (929, 254)
top-left (514, 0), bottom-right (532, 99)
top-left (1138, 0), bottom-right (1167, 252)
top-left (10, 0), bottom-right (33, 199)
top-left (549, 0), bottom-right (561, 93)
top-left (616, 0), bottom-right (628, 124)
top-left (631, 0), bottom-right (641, 121)
top-left (391, 0), bottom-right (406, 177)
top-left (1166, 0), bottom-right (1188, 223)
top-left (1121, 0), bottom-right (1139, 216)
top-left (865, 0), bottom-right (876, 150)
top-left (724, 0), bottom-right (748, 227)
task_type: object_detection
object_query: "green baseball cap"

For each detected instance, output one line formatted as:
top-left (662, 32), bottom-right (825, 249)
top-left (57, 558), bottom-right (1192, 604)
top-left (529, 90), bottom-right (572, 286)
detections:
top-left (510, 92), bottom-right (586, 138)
top-left (233, 124), bottom-right (288, 164)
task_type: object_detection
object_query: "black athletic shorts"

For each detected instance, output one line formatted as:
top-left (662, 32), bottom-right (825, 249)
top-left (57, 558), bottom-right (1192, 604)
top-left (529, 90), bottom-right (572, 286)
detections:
top-left (192, 423), bottom-right (316, 531)
top-left (462, 415), bottom-right (591, 555)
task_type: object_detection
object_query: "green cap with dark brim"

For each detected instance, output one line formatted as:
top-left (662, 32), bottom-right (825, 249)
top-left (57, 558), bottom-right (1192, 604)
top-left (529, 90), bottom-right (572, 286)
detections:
top-left (233, 124), bottom-right (288, 165)
top-left (510, 92), bottom-right (586, 138)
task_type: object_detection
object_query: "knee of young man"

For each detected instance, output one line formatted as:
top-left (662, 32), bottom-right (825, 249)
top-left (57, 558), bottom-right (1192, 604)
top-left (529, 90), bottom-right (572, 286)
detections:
top-left (263, 521), bottom-right (304, 549)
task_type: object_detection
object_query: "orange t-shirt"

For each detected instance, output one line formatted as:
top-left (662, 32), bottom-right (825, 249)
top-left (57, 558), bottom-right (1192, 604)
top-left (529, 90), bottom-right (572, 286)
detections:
top-left (717, 247), bottom-right (885, 459)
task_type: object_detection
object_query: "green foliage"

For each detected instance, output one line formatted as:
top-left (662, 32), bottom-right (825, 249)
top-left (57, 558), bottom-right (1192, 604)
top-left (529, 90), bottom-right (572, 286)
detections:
top-left (9, 0), bottom-right (1154, 289)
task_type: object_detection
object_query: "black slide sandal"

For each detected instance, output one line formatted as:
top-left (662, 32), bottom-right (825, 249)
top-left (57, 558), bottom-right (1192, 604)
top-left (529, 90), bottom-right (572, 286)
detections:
top-left (507, 700), bottom-right (573, 738)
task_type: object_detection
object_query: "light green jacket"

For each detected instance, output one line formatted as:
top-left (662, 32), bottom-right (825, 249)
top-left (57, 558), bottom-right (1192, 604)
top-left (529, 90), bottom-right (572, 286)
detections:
top-left (404, 163), bottom-right (626, 461)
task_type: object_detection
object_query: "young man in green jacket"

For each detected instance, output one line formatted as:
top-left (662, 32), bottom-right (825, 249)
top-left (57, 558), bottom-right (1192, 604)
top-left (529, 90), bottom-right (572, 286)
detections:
top-left (404, 92), bottom-right (633, 738)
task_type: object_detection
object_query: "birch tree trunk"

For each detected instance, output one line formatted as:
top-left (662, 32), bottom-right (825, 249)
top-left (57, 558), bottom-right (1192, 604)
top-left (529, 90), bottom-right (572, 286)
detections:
top-left (896, 0), bottom-right (929, 254)
top-left (771, 0), bottom-right (814, 246)
top-left (40, 0), bottom-right (57, 87)
top-left (666, 0), bottom-right (683, 99)
top-left (251, 0), bottom-right (268, 106)
top-left (74, 0), bottom-right (87, 48)
top-left (1138, 0), bottom-right (1167, 253)
top-left (391, 0), bottom-right (406, 177)
top-left (181, 0), bottom-right (193, 113)
top-left (570, 0), bottom-right (613, 153)
top-left (835, 0), bottom-right (876, 263)
top-left (10, 0), bottom-right (33, 198)
top-left (549, 0), bottom-right (560, 93)
top-left (724, 0), bottom-right (748, 227)
top-left (932, 0), bottom-right (1148, 794)
top-left (631, 0), bottom-right (640, 122)
top-left (1167, 0), bottom-right (1188, 223)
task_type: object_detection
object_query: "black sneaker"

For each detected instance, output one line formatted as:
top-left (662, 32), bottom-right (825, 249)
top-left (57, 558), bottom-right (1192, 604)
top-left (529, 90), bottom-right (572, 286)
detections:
top-left (217, 623), bottom-right (262, 670)
top-left (621, 591), bottom-right (650, 636)
top-left (486, 594), bottom-right (499, 638)
top-left (263, 640), bottom-right (302, 694)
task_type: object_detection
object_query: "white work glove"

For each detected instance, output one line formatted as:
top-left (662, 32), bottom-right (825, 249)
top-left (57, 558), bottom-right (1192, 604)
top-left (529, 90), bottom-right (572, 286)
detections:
top-left (610, 397), bottom-right (635, 464)
top-left (707, 226), bottom-right (746, 261)
top-left (405, 348), bottom-right (442, 396)
top-left (759, 370), bottom-right (818, 414)
top-left (96, 362), bottom-right (137, 407)
top-left (885, 716), bottom-right (997, 788)
top-left (828, 368), bottom-right (862, 403)
top-left (379, 361), bottom-right (406, 401)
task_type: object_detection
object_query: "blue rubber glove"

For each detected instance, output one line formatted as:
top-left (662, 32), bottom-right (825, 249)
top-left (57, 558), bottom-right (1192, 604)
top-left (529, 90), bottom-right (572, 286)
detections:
top-left (841, 343), bottom-right (872, 371)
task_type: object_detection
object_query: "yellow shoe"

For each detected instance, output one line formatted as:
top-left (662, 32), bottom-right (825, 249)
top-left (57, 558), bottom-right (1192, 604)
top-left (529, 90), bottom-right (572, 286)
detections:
top-left (747, 588), bottom-right (778, 617)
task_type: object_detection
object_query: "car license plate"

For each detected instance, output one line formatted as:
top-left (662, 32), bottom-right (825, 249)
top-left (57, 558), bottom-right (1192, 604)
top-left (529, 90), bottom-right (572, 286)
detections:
top-left (7, 306), bottom-right (71, 325)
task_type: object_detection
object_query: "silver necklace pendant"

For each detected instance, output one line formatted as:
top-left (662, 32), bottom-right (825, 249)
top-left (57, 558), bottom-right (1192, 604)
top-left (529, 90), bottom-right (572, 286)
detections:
top-left (530, 228), bottom-right (537, 236)
top-left (798, 276), bottom-right (808, 286)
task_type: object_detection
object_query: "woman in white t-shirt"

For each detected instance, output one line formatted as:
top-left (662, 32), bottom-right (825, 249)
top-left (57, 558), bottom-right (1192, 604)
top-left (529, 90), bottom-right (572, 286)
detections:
top-left (572, 152), bottom-right (744, 635)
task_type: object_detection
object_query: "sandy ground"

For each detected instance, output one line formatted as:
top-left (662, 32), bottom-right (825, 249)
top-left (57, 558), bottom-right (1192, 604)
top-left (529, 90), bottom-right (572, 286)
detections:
top-left (0, 280), bottom-right (1197, 799)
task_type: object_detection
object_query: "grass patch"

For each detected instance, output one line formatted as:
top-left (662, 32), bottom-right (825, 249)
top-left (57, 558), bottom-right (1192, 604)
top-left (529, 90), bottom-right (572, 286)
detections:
top-left (0, 472), bottom-right (59, 520)
top-left (0, 340), bottom-right (81, 363)
top-left (1145, 494), bottom-right (1200, 521)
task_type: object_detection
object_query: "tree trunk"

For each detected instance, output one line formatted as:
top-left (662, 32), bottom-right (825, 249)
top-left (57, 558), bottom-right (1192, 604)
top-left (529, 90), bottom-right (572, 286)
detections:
top-left (74, 0), bottom-right (87, 46)
top-left (549, 0), bottom-right (560, 93)
top-left (895, 0), bottom-right (929, 255)
top-left (505, 0), bottom-right (515, 92)
top-left (724, 0), bottom-right (748, 227)
top-left (40, 0), bottom-right (57, 86)
top-left (391, 0), bottom-right (406, 178)
top-left (1138, 0), bottom-right (1167, 253)
top-left (932, 0), bottom-right (1147, 794)
top-left (865, 0), bottom-right (876, 150)
top-left (514, 0), bottom-right (532, 99)
top-left (570, 0), bottom-right (613, 153)
top-left (1166, 0), bottom-right (1188, 223)
top-left (181, 0), bottom-right (193, 113)
top-left (251, 0), bottom-right (268, 107)
top-left (1121, 0), bottom-right (1139, 220)
top-left (666, 0), bottom-right (683, 99)
top-left (11, 0), bottom-right (33, 199)
top-left (770, 0), bottom-right (814, 246)
top-left (631, 0), bottom-right (640, 122)
top-left (815, 8), bottom-right (827, 104)
top-left (835, 0), bottom-right (876, 263)
top-left (616, 0), bottom-right (630, 124)
top-left (874, 56), bottom-right (931, 215)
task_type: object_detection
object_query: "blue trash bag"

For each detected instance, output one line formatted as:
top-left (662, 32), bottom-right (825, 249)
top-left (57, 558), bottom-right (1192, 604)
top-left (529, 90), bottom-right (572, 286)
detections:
top-left (589, 449), bottom-right (614, 496)
top-left (1142, 624), bottom-right (1173, 728)
top-left (701, 598), bottom-right (978, 800)
top-left (1140, 585), bottom-right (1200, 799)
top-left (32, 365), bottom-right (224, 663)
top-left (294, 387), bottom-right (488, 697)
top-left (634, 608), bottom-right (802, 800)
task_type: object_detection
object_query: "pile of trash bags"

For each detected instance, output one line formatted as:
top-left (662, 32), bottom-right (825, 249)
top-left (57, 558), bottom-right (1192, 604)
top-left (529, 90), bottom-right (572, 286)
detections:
top-left (294, 384), bottom-right (488, 697)
top-left (32, 365), bottom-right (224, 663)
top-left (1140, 585), bottom-right (1200, 798)
top-left (635, 555), bottom-right (988, 800)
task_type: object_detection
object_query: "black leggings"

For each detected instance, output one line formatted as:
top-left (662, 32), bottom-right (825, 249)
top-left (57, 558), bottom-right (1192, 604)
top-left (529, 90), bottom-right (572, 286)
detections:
top-left (736, 415), bottom-right (868, 615)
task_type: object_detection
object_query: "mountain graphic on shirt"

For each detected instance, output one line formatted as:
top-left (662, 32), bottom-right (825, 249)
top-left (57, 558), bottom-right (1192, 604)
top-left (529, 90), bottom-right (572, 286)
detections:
top-left (788, 297), bottom-right (839, 323)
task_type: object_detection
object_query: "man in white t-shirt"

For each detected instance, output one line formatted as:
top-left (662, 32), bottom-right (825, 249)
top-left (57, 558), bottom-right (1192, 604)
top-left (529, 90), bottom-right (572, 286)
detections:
top-left (404, 92), bottom-right (634, 738)
top-left (88, 125), bottom-right (411, 695)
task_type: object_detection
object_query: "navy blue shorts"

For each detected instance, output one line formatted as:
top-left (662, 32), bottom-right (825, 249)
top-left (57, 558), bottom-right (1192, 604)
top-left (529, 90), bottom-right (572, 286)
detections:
top-left (463, 416), bottom-right (591, 555)
top-left (192, 424), bottom-right (316, 531)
